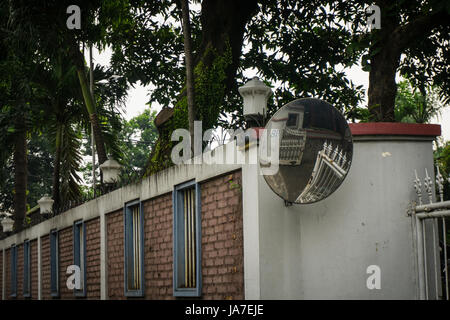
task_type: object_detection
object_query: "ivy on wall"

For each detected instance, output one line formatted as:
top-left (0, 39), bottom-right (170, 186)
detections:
top-left (145, 43), bottom-right (232, 176)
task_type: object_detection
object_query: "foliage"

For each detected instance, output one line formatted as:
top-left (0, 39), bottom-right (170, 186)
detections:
top-left (109, 1), bottom-right (366, 129)
top-left (118, 108), bottom-right (159, 176)
top-left (0, 133), bottom-right (54, 213)
top-left (1, 1), bottom-right (130, 217)
top-left (345, 0), bottom-right (450, 121)
top-left (241, 1), bottom-right (365, 118)
top-left (25, 134), bottom-right (54, 209)
top-left (173, 45), bottom-right (232, 131)
top-left (394, 78), bottom-right (446, 123)
top-left (434, 140), bottom-right (450, 201)
top-left (80, 107), bottom-right (158, 185)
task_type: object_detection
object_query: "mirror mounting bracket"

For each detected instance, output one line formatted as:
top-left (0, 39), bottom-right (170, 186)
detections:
top-left (284, 200), bottom-right (293, 207)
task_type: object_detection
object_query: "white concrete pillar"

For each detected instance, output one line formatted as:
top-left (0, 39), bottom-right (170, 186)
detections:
top-left (241, 162), bottom-right (261, 299)
top-left (246, 123), bottom-right (441, 299)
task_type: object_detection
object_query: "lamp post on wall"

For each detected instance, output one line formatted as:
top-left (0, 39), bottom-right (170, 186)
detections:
top-left (99, 157), bottom-right (122, 185)
top-left (38, 195), bottom-right (54, 215)
top-left (89, 45), bottom-right (123, 197)
top-left (1, 215), bottom-right (14, 233)
top-left (238, 76), bottom-right (272, 128)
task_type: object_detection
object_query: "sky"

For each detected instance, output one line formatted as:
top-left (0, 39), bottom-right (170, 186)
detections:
top-left (89, 46), bottom-right (450, 142)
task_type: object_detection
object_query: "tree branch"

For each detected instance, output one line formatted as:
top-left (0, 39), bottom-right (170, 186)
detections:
top-left (392, 9), bottom-right (449, 51)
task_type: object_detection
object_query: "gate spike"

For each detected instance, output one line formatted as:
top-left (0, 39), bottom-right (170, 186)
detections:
top-left (414, 170), bottom-right (423, 205)
top-left (341, 153), bottom-right (347, 168)
top-left (424, 168), bottom-right (433, 204)
top-left (331, 146), bottom-right (339, 160)
top-left (337, 149), bottom-right (343, 165)
top-left (436, 166), bottom-right (444, 202)
top-left (325, 142), bottom-right (332, 156)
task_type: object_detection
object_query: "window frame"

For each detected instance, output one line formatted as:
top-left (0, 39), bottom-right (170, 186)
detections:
top-left (73, 220), bottom-right (87, 297)
top-left (10, 244), bottom-right (17, 298)
top-left (123, 199), bottom-right (145, 297)
top-left (173, 180), bottom-right (202, 297)
top-left (50, 229), bottom-right (59, 298)
top-left (23, 240), bottom-right (31, 298)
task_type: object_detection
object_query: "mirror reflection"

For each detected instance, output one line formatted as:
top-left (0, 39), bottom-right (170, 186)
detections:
top-left (260, 98), bottom-right (353, 204)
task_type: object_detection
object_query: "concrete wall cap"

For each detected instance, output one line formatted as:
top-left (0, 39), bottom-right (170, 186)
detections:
top-left (349, 122), bottom-right (441, 137)
top-left (259, 122), bottom-right (441, 138)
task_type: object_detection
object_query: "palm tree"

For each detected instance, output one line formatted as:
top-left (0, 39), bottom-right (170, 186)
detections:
top-left (67, 40), bottom-right (109, 166)
top-left (5, 1), bottom-right (116, 168)
top-left (0, 58), bottom-right (34, 231)
top-left (30, 52), bottom-right (86, 209)
top-left (31, 51), bottom-right (126, 209)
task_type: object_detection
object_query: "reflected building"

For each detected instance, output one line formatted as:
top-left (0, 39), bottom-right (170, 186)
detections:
top-left (261, 98), bottom-right (353, 204)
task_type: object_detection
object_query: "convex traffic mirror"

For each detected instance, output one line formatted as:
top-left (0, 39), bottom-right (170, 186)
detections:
top-left (260, 98), bottom-right (353, 204)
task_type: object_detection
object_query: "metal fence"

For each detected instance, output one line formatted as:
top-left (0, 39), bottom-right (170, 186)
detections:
top-left (297, 141), bottom-right (350, 203)
top-left (412, 167), bottom-right (449, 300)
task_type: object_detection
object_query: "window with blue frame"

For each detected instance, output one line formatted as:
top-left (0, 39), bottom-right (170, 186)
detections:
top-left (73, 220), bottom-right (87, 297)
top-left (10, 244), bottom-right (17, 298)
top-left (124, 200), bottom-right (144, 297)
top-left (23, 240), bottom-right (31, 298)
top-left (173, 180), bottom-right (202, 297)
top-left (50, 229), bottom-right (59, 297)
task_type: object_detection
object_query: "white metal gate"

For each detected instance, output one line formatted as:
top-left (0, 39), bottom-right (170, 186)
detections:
top-left (411, 167), bottom-right (449, 300)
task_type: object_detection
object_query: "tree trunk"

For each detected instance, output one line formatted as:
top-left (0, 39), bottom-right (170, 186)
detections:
top-left (13, 114), bottom-right (27, 231)
top-left (197, 0), bottom-right (260, 91)
top-left (367, 0), bottom-right (448, 122)
top-left (180, 0), bottom-right (196, 155)
top-left (68, 39), bottom-right (108, 165)
top-left (52, 123), bottom-right (62, 209)
top-left (367, 47), bottom-right (401, 122)
top-left (367, 0), bottom-right (401, 122)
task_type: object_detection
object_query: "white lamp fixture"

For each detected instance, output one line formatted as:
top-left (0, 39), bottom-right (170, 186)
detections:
top-left (38, 195), bottom-right (54, 214)
top-left (100, 157), bottom-right (121, 184)
top-left (238, 76), bottom-right (272, 122)
top-left (1, 216), bottom-right (14, 232)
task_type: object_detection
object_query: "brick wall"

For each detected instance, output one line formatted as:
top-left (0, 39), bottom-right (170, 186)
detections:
top-left (107, 209), bottom-right (124, 299)
top-left (39, 219), bottom-right (100, 300)
top-left (85, 218), bottom-right (101, 299)
top-left (58, 227), bottom-right (73, 299)
top-left (1, 240), bottom-right (37, 300)
top-left (41, 235), bottom-right (51, 300)
top-left (30, 239), bottom-right (38, 299)
top-left (200, 170), bottom-right (244, 299)
top-left (16, 244), bottom-right (23, 299)
top-left (5, 248), bottom-right (10, 299)
top-left (143, 192), bottom-right (173, 299)
top-left (106, 169), bottom-right (243, 300)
